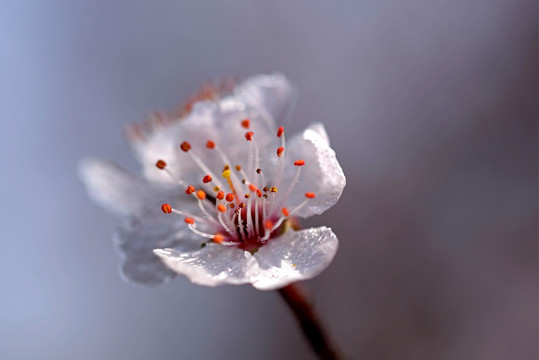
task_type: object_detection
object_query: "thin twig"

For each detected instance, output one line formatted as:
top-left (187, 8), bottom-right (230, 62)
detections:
top-left (278, 282), bottom-right (345, 360)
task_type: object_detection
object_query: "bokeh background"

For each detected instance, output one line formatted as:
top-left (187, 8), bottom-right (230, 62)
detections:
top-left (1, 1), bottom-right (536, 359)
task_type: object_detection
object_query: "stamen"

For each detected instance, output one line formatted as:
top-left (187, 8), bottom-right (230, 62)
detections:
top-left (185, 217), bottom-right (195, 225)
top-left (222, 169), bottom-right (240, 203)
top-left (276, 147), bottom-right (284, 157)
top-left (196, 190), bottom-right (206, 200)
top-left (217, 204), bottom-right (226, 212)
top-left (203, 175), bottom-right (212, 183)
top-left (180, 141), bottom-right (191, 152)
top-left (226, 193), bottom-right (234, 202)
top-left (245, 131), bottom-right (254, 141)
top-left (277, 126), bottom-right (284, 138)
top-left (241, 119), bottom-right (250, 129)
top-left (206, 140), bottom-right (215, 149)
top-left (181, 145), bottom-right (224, 189)
top-left (216, 191), bottom-right (224, 200)
top-left (161, 204), bottom-right (172, 213)
top-left (186, 185), bottom-right (196, 194)
top-left (213, 233), bottom-right (225, 243)
top-left (156, 160), bottom-right (167, 169)
top-left (281, 207), bottom-right (289, 217)
top-left (275, 162), bottom-right (303, 215)
top-left (305, 192), bottom-right (316, 199)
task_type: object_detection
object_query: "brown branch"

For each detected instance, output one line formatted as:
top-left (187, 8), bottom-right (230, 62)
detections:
top-left (278, 282), bottom-right (346, 360)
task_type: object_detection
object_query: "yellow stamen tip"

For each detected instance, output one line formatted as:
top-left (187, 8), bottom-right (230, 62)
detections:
top-left (222, 169), bottom-right (231, 178)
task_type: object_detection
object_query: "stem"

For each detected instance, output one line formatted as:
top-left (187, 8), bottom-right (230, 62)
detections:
top-left (278, 282), bottom-right (345, 360)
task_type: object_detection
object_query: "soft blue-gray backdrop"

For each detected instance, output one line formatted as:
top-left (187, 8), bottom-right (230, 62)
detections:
top-left (0, 1), bottom-right (536, 359)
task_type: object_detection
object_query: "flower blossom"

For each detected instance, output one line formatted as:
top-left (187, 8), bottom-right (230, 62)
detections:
top-left (79, 73), bottom-right (345, 290)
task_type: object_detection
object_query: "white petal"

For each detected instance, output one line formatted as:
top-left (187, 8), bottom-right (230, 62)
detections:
top-left (130, 74), bottom-right (292, 185)
top-left (234, 72), bottom-right (294, 125)
top-left (154, 245), bottom-right (256, 287)
top-left (78, 158), bottom-right (153, 216)
top-left (280, 123), bottom-right (346, 218)
top-left (113, 197), bottom-right (206, 286)
top-left (250, 227), bottom-right (339, 290)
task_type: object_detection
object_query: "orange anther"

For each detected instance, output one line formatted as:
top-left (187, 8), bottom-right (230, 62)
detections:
top-left (244, 193), bottom-right (250, 199)
top-left (248, 184), bottom-right (257, 192)
top-left (229, 203), bottom-right (235, 208)
top-left (276, 147), bottom-right (284, 157)
top-left (203, 175), bottom-right (212, 183)
top-left (213, 233), bottom-right (225, 243)
top-left (305, 192), bottom-right (316, 199)
top-left (225, 193), bottom-right (234, 202)
top-left (235, 165), bottom-right (242, 171)
top-left (161, 204), bottom-right (172, 213)
top-left (216, 191), bottom-right (224, 200)
top-left (256, 189), bottom-right (262, 198)
top-left (196, 190), bottom-right (206, 200)
top-left (264, 220), bottom-right (274, 230)
top-left (180, 141), bottom-right (191, 152)
top-left (186, 185), bottom-right (196, 194)
top-left (184, 217), bottom-right (195, 225)
top-left (245, 131), bottom-right (254, 141)
top-left (294, 159), bottom-right (305, 166)
top-left (206, 140), bottom-right (215, 149)
top-left (281, 207), bottom-right (289, 217)
top-left (277, 126), bottom-right (284, 137)
top-left (241, 119), bottom-right (250, 129)
top-left (155, 160), bottom-right (167, 169)
top-left (217, 204), bottom-right (226, 212)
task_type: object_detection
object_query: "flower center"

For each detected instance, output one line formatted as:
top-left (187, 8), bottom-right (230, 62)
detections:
top-left (158, 119), bottom-right (315, 251)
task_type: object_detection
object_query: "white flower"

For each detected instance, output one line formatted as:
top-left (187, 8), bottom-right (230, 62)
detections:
top-left (79, 73), bottom-right (346, 290)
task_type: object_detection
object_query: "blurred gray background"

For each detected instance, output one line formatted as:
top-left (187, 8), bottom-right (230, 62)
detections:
top-left (0, 1), bottom-right (536, 359)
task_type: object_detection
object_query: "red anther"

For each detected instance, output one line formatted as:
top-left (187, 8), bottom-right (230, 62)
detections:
top-left (225, 193), bottom-right (234, 202)
top-left (239, 202), bottom-right (245, 208)
top-left (276, 147), bottom-right (285, 157)
top-left (161, 204), bottom-right (172, 214)
top-left (196, 190), bottom-right (206, 200)
top-left (244, 193), bottom-right (250, 199)
top-left (216, 191), bottom-right (224, 200)
top-left (155, 160), bottom-right (167, 169)
top-left (256, 189), bottom-right (262, 198)
top-left (241, 119), bottom-right (250, 129)
top-left (277, 126), bottom-right (284, 137)
top-left (294, 159), bottom-right (305, 166)
top-left (184, 217), bottom-right (195, 225)
top-left (305, 192), bottom-right (316, 199)
top-left (245, 131), bottom-right (254, 141)
top-left (213, 233), bottom-right (225, 244)
top-left (186, 185), bottom-right (196, 194)
top-left (264, 220), bottom-right (274, 230)
top-left (180, 141), bottom-right (191, 152)
top-left (206, 140), bottom-right (215, 149)
top-left (229, 203), bottom-right (235, 208)
top-left (203, 175), bottom-right (212, 183)
top-left (248, 184), bottom-right (257, 192)
top-left (217, 204), bottom-right (226, 213)
top-left (281, 207), bottom-right (289, 217)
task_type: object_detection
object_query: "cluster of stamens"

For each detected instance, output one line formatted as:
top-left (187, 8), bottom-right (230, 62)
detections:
top-left (158, 119), bottom-right (315, 251)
